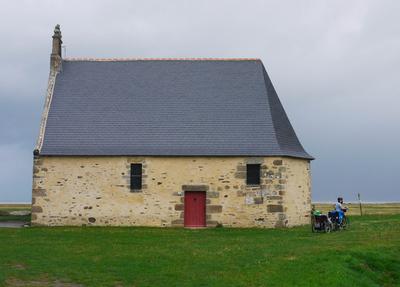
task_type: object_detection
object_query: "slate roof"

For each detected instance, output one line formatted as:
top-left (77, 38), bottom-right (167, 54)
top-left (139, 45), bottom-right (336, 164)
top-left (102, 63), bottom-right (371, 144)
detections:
top-left (39, 59), bottom-right (313, 159)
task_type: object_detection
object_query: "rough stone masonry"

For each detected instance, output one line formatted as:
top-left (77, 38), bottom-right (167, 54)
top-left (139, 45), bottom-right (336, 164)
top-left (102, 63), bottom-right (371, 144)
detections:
top-left (32, 156), bottom-right (311, 227)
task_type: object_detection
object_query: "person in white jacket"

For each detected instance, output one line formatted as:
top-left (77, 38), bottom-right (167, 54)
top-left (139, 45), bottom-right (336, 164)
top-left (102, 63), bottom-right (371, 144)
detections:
top-left (334, 197), bottom-right (346, 223)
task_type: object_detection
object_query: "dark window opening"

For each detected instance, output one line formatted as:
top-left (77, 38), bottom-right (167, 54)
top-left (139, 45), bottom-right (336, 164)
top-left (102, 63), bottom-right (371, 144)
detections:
top-left (246, 164), bottom-right (260, 185)
top-left (130, 163), bottom-right (142, 191)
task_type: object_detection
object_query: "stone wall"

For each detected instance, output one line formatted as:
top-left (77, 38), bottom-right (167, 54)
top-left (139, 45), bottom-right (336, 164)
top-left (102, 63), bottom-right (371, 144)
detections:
top-left (31, 156), bottom-right (311, 227)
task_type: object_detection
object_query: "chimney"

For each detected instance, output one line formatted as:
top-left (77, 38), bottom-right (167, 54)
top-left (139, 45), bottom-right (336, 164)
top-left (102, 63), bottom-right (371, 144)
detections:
top-left (50, 24), bottom-right (62, 73)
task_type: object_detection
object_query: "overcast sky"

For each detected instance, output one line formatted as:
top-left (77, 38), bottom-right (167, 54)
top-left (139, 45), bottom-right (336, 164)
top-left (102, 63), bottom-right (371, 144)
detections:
top-left (0, 0), bottom-right (399, 203)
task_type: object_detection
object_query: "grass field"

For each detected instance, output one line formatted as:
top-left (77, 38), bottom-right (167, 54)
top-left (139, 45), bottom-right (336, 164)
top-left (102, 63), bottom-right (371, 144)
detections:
top-left (0, 204), bottom-right (31, 222)
top-left (314, 202), bottom-right (400, 216)
top-left (0, 214), bottom-right (30, 222)
top-left (0, 204), bottom-right (31, 210)
top-left (0, 214), bottom-right (399, 287)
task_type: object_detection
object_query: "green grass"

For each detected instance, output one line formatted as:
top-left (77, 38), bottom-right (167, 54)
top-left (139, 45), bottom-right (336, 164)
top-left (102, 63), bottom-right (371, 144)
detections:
top-left (314, 203), bottom-right (400, 216)
top-left (0, 215), bottom-right (399, 286)
top-left (0, 204), bottom-right (31, 210)
top-left (0, 215), bottom-right (30, 222)
top-left (0, 205), bottom-right (31, 222)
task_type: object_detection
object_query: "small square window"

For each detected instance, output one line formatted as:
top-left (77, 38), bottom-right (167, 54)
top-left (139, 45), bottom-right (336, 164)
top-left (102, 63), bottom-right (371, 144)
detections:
top-left (130, 163), bottom-right (142, 191)
top-left (246, 164), bottom-right (260, 185)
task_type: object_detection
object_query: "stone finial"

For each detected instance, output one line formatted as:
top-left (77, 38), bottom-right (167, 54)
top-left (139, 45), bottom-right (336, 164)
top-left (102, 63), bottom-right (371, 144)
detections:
top-left (53, 24), bottom-right (62, 39)
top-left (50, 24), bottom-right (62, 73)
top-left (52, 24), bottom-right (62, 56)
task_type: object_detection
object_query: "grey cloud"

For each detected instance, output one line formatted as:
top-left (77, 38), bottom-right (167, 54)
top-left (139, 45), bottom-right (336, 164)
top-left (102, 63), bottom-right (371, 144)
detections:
top-left (0, 0), bottom-right (399, 202)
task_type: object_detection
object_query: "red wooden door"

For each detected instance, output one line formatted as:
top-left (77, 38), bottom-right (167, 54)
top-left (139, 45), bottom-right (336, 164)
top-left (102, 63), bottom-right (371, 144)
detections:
top-left (184, 191), bottom-right (206, 227)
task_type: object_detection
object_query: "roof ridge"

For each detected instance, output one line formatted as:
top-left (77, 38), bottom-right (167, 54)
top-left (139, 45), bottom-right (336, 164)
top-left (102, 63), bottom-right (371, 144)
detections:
top-left (64, 57), bottom-right (261, 62)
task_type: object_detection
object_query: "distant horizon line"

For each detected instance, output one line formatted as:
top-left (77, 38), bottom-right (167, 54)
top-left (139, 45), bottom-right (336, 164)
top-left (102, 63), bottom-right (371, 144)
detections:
top-left (312, 201), bottom-right (400, 204)
top-left (1, 201), bottom-right (400, 205)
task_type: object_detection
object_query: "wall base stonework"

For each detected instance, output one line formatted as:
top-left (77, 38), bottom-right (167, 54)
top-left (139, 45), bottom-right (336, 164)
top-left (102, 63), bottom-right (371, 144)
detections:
top-left (31, 156), bottom-right (311, 228)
